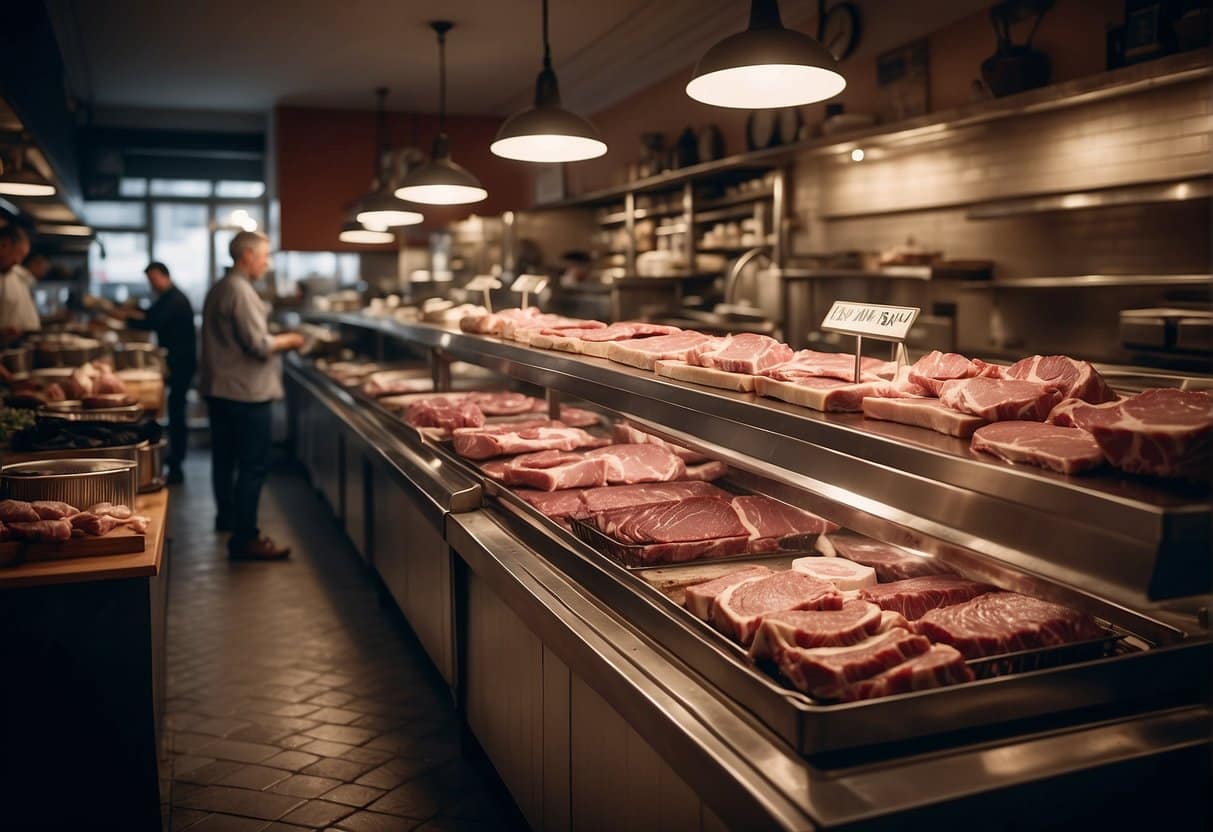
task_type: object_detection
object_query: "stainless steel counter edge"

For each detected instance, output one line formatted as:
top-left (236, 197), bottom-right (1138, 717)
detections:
top-left (447, 509), bottom-right (1211, 829)
top-left (307, 312), bottom-right (1210, 601)
top-left (285, 357), bottom-right (481, 521)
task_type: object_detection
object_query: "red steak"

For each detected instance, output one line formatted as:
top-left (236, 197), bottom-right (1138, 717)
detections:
top-left (731, 495), bottom-right (838, 553)
top-left (971, 421), bottom-right (1106, 474)
top-left (908, 350), bottom-right (1000, 396)
top-left (1004, 355), bottom-right (1116, 404)
top-left (688, 333), bottom-right (793, 375)
top-left (747, 600), bottom-right (883, 661)
top-left (772, 628), bottom-right (931, 698)
top-left (712, 570), bottom-right (844, 645)
top-left (501, 451), bottom-right (611, 491)
top-left (576, 481), bottom-right (730, 516)
top-left (683, 565), bottom-right (774, 621)
top-left (514, 488), bottom-right (586, 520)
top-left (859, 576), bottom-right (995, 620)
top-left (938, 377), bottom-right (1062, 422)
top-left (611, 422), bottom-right (708, 463)
top-left (862, 395), bottom-right (988, 438)
top-left (842, 644), bottom-right (974, 701)
top-left (452, 422), bottom-right (608, 460)
top-left (585, 443), bottom-right (686, 484)
top-left (915, 591), bottom-right (1105, 659)
top-left (828, 534), bottom-right (950, 582)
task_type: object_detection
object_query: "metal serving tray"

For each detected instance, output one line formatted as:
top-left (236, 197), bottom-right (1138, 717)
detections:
top-left (39, 400), bottom-right (144, 423)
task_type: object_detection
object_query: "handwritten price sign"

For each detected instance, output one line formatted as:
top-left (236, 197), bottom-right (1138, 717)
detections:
top-left (821, 301), bottom-right (920, 342)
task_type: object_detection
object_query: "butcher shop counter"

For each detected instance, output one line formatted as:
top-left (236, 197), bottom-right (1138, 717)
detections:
top-left (0, 490), bottom-right (170, 829)
top-left (285, 344), bottom-right (1211, 830)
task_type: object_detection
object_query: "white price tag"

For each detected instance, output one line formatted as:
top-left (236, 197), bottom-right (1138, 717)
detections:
top-left (821, 301), bottom-right (920, 343)
top-left (511, 273), bottom-right (549, 309)
top-left (466, 275), bottom-right (502, 293)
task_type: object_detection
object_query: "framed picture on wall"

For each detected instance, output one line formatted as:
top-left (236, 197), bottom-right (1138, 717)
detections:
top-left (534, 163), bottom-right (566, 205)
top-left (876, 38), bottom-right (930, 123)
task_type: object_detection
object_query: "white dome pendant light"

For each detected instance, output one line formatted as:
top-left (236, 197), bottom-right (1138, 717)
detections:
top-left (356, 87), bottom-right (424, 228)
top-left (491, 0), bottom-right (607, 163)
top-left (396, 21), bottom-right (488, 206)
top-left (687, 0), bottom-right (846, 109)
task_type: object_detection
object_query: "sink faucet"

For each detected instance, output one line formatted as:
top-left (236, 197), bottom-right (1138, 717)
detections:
top-left (722, 246), bottom-right (771, 308)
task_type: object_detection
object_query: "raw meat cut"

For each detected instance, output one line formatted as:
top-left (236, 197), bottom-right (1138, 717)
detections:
top-left (7, 518), bottom-right (73, 542)
top-left (828, 534), bottom-right (949, 582)
top-left (971, 421), bottom-right (1106, 474)
top-left (0, 499), bottom-right (39, 523)
top-left (404, 396), bottom-right (485, 431)
top-left (500, 451), bottom-right (610, 491)
top-left (842, 644), bottom-right (974, 701)
top-left (687, 334), bottom-right (794, 375)
top-left (1046, 397), bottom-right (1118, 428)
top-left (86, 502), bottom-right (133, 520)
top-left (468, 391), bottom-right (539, 415)
top-left (126, 515), bottom-right (150, 535)
top-left (684, 460), bottom-right (729, 482)
top-left (762, 349), bottom-right (894, 384)
top-left (577, 481), bottom-right (730, 516)
top-left (859, 576), bottom-right (995, 620)
top-left (791, 556), bottom-right (877, 590)
top-left (771, 628), bottom-right (931, 698)
top-left (584, 496), bottom-right (751, 563)
top-left (877, 610), bottom-right (911, 633)
top-left (654, 359), bottom-right (760, 392)
top-left (611, 422), bottom-right (708, 463)
top-left (452, 421), bottom-right (608, 460)
top-left (712, 570), bottom-right (844, 645)
top-left (908, 351), bottom-right (1000, 396)
top-left (459, 307), bottom-right (539, 335)
top-left (1004, 355), bottom-right (1116, 404)
top-left (515, 489), bottom-right (586, 520)
top-left (576, 322), bottom-right (684, 357)
top-left (747, 600), bottom-right (883, 661)
top-left (512, 317), bottom-right (604, 344)
top-left (361, 374), bottom-right (432, 397)
top-left (1052, 388), bottom-right (1212, 480)
top-left (69, 511), bottom-right (124, 536)
top-left (585, 444), bottom-right (686, 484)
top-left (938, 377), bottom-right (1063, 422)
top-left (862, 395), bottom-right (988, 438)
top-left (30, 500), bottom-right (78, 520)
top-left (607, 332), bottom-right (713, 370)
top-left (684, 565), bottom-right (774, 621)
top-left (756, 376), bottom-right (893, 413)
top-left (731, 495), bottom-right (838, 553)
top-left (915, 591), bottom-right (1104, 659)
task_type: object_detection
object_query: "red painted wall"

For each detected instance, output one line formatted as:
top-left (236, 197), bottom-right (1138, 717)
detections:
top-left (276, 106), bottom-right (536, 251)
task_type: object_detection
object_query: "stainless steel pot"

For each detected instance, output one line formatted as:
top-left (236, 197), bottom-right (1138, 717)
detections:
top-left (33, 338), bottom-right (103, 368)
top-left (136, 438), bottom-right (166, 492)
top-left (111, 343), bottom-right (167, 375)
top-left (0, 458), bottom-right (137, 509)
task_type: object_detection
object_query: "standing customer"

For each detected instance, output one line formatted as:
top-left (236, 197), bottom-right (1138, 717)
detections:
top-left (129, 262), bottom-right (196, 484)
top-left (199, 231), bottom-right (304, 560)
top-left (0, 224), bottom-right (37, 345)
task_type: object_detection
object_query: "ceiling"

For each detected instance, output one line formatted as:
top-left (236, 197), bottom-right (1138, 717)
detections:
top-left (46, 1), bottom-right (992, 121)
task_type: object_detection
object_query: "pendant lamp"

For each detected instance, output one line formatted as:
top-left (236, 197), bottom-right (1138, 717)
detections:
top-left (339, 218), bottom-right (395, 245)
top-left (687, 0), bottom-right (845, 109)
top-left (0, 143), bottom-right (56, 197)
top-left (396, 22), bottom-right (487, 206)
top-left (356, 87), bottom-right (424, 228)
top-left (491, 0), bottom-right (606, 163)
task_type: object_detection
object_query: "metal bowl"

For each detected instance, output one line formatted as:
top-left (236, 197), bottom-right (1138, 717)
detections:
top-left (0, 458), bottom-right (137, 509)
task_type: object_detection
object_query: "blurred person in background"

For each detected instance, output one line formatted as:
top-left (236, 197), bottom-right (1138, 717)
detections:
top-left (199, 230), bottom-right (304, 560)
top-left (0, 224), bottom-right (37, 345)
top-left (129, 261), bottom-right (196, 484)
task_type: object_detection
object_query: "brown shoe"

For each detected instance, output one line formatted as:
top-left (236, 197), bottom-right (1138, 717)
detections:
top-left (229, 535), bottom-right (291, 560)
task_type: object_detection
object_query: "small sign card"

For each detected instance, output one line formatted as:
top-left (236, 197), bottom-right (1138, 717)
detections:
top-left (511, 273), bottom-right (549, 308)
top-left (465, 275), bottom-right (502, 312)
top-left (821, 301), bottom-right (920, 343)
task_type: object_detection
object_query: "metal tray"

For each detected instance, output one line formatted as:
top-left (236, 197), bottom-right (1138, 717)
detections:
top-left (39, 400), bottom-right (144, 423)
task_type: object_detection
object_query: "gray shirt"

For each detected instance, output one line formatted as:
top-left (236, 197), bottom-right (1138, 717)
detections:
top-left (198, 269), bottom-right (282, 402)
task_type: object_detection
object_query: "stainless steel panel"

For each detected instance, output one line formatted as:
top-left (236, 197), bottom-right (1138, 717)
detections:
top-left (343, 433), bottom-right (368, 561)
top-left (541, 647), bottom-right (571, 832)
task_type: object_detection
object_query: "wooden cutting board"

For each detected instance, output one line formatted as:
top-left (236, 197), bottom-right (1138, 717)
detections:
top-left (22, 527), bottom-right (146, 562)
top-left (0, 541), bottom-right (21, 567)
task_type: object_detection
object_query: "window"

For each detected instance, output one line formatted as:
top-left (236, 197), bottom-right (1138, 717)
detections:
top-left (153, 203), bottom-right (210, 310)
top-left (215, 180), bottom-right (266, 199)
top-left (119, 177), bottom-right (148, 197)
top-left (90, 231), bottom-right (149, 287)
top-left (82, 201), bottom-right (146, 228)
top-left (149, 178), bottom-right (212, 198)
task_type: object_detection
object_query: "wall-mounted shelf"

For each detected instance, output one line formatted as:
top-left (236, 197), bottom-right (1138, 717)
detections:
top-left (960, 274), bottom-right (1211, 291)
top-left (966, 177), bottom-right (1212, 220)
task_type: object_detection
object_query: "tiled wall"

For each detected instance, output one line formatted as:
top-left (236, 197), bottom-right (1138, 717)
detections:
top-left (785, 74), bottom-right (1212, 365)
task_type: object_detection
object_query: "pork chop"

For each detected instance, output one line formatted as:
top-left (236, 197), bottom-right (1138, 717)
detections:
top-left (971, 421), bottom-right (1106, 474)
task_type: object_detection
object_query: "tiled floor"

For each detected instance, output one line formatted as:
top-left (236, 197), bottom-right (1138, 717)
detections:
top-left (162, 451), bottom-right (524, 831)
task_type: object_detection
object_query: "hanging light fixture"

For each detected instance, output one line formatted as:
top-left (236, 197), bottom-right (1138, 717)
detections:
top-left (356, 87), bottom-right (424, 228)
top-left (0, 142), bottom-right (57, 197)
top-left (339, 218), bottom-right (395, 245)
top-left (491, 0), bottom-right (606, 163)
top-left (396, 21), bottom-right (487, 206)
top-left (686, 0), bottom-right (845, 109)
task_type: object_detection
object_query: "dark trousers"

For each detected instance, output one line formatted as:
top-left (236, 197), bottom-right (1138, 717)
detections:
top-left (207, 396), bottom-right (272, 544)
top-left (166, 363), bottom-right (194, 471)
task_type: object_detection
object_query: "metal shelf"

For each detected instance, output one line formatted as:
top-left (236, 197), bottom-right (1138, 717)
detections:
top-left (961, 274), bottom-right (1211, 290)
top-left (308, 312), bottom-right (1211, 606)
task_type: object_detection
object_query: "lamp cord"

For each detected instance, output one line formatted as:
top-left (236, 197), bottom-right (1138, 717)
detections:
top-left (437, 28), bottom-right (447, 135)
top-left (542, 0), bottom-right (551, 70)
top-left (374, 87), bottom-right (388, 176)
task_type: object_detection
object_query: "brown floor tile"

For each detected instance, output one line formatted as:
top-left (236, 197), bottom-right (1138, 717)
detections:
top-left (355, 758), bottom-right (438, 791)
top-left (302, 757), bottom-right (377, 781)
top-left (178, 785), bottom-right (304, 820)
top-left (270, 773), bottom-right (344, 799)
top-left (216, 765), bottom-right (292, 791)
top-left (198, 738), bottom-right (282, 765)
top-left (308, 706), bottom-right (363, 725)
top-left (180, 813), bottom-right (268, 832)
top-left (261, 750), bottom-right (321, 772)
top-left (279, 799), bottom-right (355, 827)
top-left (341, 746), bottom-right (395, 766)
top-left (413, 818), bottom-right (497, 832)
top-left (298, 739), bottom-right (357, 758)
top-left (322, 783), bottom-right (387, 808)
top-left (177, 760), bottom-right (246, 786)
top-left (305, 724), bottom-right (378, 745)
top-left (275, 733), bottom-right (317, 750)
top-left (267, 703), bottom-right (322, 718)
top-left (169, 807), bottom-right (211, 831)
top-left (261, 824), bottom-right (310, 832)
top-left (192, 717), bottom-right (256, 738)
top-left (366, 779), bottom-right (442, 820)
top-left (173, 755), bottom-right (218, 777)
top-left (308, 690), bottom-right (355, 708)
top-left (335, 811), bottom-right (417, 832)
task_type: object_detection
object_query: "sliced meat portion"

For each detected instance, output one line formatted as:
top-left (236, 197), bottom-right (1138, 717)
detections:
top-left (756, 376), bottom-right (893, 413)
top-left (748, 600), bottom-right (883, 661)
top-left (654, 359), bottom-right (760, 392)
top-left (467, 391), bottom-right (539, 415)
top-left (1004, 355), bottom-right (1116, 404)
top-left (86, 502), bottom-right (134, 520)
top-left (732, 495), bottom-right (838, 553)
top-left (578, 321), bottom-right (682, 342)
top-left (585, 444), bottom-right (686, 484)
top-left (0, 499), bottom-right (39, 524)
top-left (606, 332), bottom-right (714, 370)
top-left (938, 377), bottom-right (1062, 422)
top-left (611, 422), bottom-right (707, 463)
top-left (1046, 396), bottom-right (1119, 428)
top-left (877, 610), bottom-right (912, 633)
top-left (791, 556), bottom-right (877, 590)
top-left (584, 496), bottom-right (751, 564)
top-left (842, 644), bottom-right (974, 701)
top-left (452, 422), bottom-right (608, 460)
top-left (713, 570), bottom-right (845, 645)
top-left (684, 565), bottom-right (774, 621)
top-left (683, 460), bottom-right (728, 482)
top-left (30, 500), bottom-right (79, 520)
top-left (915, 591), bottom-right (1106, 659)
top-left (577, 481), bottom-right (730, 516)
top-left (460, 307), bottom-right (540, 335)
top-left (1058, 388), bottom-right (1212, 480)
top-left (126, 515), bottom-right (150, 535)
top-left (772, 628), bottom-right (931, 698)
top-left (83, 393), bottom-right (138, 409)
top-left (404, 396), bottom-right (486, 431)
top-left (862, 395), bottom-right (988, 438)
top-left (762, 349), bottom-right (893, 384)
top-left (69, 511), bottom-right (124, 536)
top-left (687, 333), bottom-right (794, 375)
top-left (907, 350), bottom-right (1000, 396)
top-left (501, 451), bottom-right (611, 491)
top-left (7, 518), bottom-right (73, 542)
top-left (514, 488), bottom-right (586, 520)
top-left (971, 421), bottom-right (1106, 474)
top-left (860, 576), bottom-right (995, 620)
top-left (829, 534), bottom-right (950, 582)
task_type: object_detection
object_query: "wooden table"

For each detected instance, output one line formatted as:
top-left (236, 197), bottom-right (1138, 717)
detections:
top-left (0, 491), bottom-right (170, 830)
